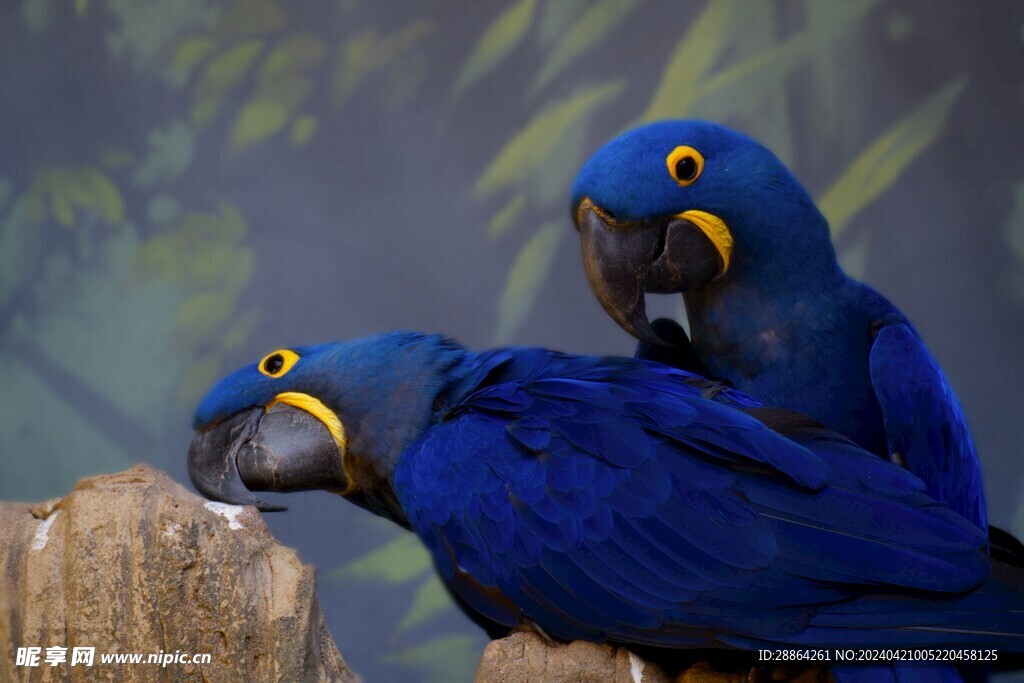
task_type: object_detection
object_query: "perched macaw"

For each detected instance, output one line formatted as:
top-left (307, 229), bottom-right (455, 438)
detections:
top-left (570, 120), bottom-right (986, 531)
top-left (188, 333), bottom-right (1024, 680)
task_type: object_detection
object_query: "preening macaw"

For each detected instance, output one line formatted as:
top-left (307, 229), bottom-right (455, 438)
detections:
top-left (570, 120), bottom-right (987, 531)
top-left (188, 333), bottom-right (1024, 680)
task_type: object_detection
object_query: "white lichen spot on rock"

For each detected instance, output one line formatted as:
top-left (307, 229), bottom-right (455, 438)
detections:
top-left (629, 651), bottom-right (645, 683)
top-left (162, 522), bottom-right (182, 539)
top-left (204, 501), bottom-right (245, 530)
top-left (31, 511), bottom-right (59, 551)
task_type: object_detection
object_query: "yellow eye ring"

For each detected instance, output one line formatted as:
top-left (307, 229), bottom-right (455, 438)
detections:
top-left (666, 145), bottom-right (704, 186)
top-left (258, 349), bottom-right (300, 378)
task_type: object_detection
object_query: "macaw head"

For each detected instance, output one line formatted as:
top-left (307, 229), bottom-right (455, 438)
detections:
top-left (187, 332), bottom-right (465, 522)
top-left (571, 119), bottom-right (837, 342)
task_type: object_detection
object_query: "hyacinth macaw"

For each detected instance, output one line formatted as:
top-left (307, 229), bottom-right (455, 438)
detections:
top-left (570, 120), bottom-right (987, 532)
top-left (188, 333), bottom-right (1024, 680)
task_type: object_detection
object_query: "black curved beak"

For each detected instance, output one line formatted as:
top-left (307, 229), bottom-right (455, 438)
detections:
top-left (188, 403), bottom-right (347, 512)
top-left (575, 198), bottom-right (724, 344)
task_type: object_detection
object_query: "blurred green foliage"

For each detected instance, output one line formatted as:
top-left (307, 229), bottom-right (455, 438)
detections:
top-left (453, 0), bottom-right (536, 97)
top-left (4, 1), bottom-right (1021, 682)
top-left (821, 77), bottom-right (967, 239)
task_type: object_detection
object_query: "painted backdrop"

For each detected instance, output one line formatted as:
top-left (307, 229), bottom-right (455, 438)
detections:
top-left (2, 1), bottom-right (1023, 681)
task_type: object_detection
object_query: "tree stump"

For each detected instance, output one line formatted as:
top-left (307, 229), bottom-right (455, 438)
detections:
top-left (0, 464), bottom-right (355, 682)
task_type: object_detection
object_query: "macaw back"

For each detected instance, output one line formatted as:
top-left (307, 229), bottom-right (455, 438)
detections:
top-left (680, 274), bottom-right (986, 531)
top-left (392, 347), bottom-right (1016, 654)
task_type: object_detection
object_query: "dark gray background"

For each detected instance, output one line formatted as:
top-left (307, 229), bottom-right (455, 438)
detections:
top-left (2, 1), bottom-right (1022, 681)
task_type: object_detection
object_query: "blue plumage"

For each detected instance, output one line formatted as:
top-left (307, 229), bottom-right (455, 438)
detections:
top-left (571, 120), bottom-right (987, 530)
top-left (391, 342), bottom-right (1008, 650)
top-left (191, 333), bottom-right (1023, 683)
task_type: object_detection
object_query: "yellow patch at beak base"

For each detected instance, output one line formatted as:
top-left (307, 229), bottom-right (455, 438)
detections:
top-left (676, 210), bottom-right (733, 274)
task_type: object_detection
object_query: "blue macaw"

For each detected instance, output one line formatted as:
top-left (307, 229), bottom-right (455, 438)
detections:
top-left (188, 333), bottom-right (1024, 680)
top-left (570, 120), bottom-right (987, 531)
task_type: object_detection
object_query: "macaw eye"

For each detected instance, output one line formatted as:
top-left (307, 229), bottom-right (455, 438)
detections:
top-left (666, 145), bottom-right (704, 187)
top-left (258, 349), bottom-right (300, 378)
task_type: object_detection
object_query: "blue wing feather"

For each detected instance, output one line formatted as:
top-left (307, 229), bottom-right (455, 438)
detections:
top-left (869, 322), bottom-right (987, 529)
top-left (394, 349), bottom-right (1014, 653)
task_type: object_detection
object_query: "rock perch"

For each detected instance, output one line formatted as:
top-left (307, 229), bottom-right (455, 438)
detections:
top-left (0, 465), bottom-right (355, 682)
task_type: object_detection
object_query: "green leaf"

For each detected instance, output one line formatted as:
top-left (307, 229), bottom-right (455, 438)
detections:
top-left (1005, 180), bottom-right (1024, 260)
top-left (290, 115), bottom-right (318, 147)
top-left (453, 0), bottom-right (536, 96)
top-left (230, 99), bottom-right (289, 150)
top-left (538, 0), bottom-right (589, 46)
top-left (643, 0), bottom-right (877, 124)
top-left (641, 0), bottom-right (738, 122)
top-left (398, 574), bottom-right (453, 633)
top-left (476, 81), bottom-right (623, 197)
top-left (819, 76), bottom-right (968, 238)
top-left (530, 0), bottom-right (640, 95)
top-left (381, 635), bottom-right (483, 683)
top-left (201, 40), bottom-right (265, 92)
top-left (329, 533), bottom-right (432, 584)
top-left (26, 166), bottom-right (125, 228)
top-left (690, 0), bottom-right (879, 124)
top-left (82, 169), bottom-right (124, 225)
top-left (488, 194), bottom-right (527, 238)
top-left (173, 36), bottom-right (216, 71)
top-left (192, 40), bottom-right (264, 124)
top-left (136, 204), bottom-right (249, 291)
top-left (528, 110), bottom-right (590, 208)
top-left (493, 222), bottom-right (564, 344)
top-left (132, 202), bottom-right (254, 389)
top-left (263, 33), bottom-right (326, 75)
top-left (333, 22), bottom-right (433, 106)
top-left (225, 34), bottom-right (324, 152)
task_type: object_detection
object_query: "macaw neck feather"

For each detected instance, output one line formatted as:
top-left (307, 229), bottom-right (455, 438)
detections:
top-left (327, 333), bottom-right (469, 492)
top-left (726, 194), bottom-right (842, 293)
top-left (683, 270), bottom-right (890, 459)
top-left (684, 200), bottom-right (845, 354)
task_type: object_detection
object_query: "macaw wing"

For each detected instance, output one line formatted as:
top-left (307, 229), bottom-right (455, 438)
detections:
top-left (395, 360), bottom-right (988, 648)
top-left (869, 322), bottom-right (986, 529)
